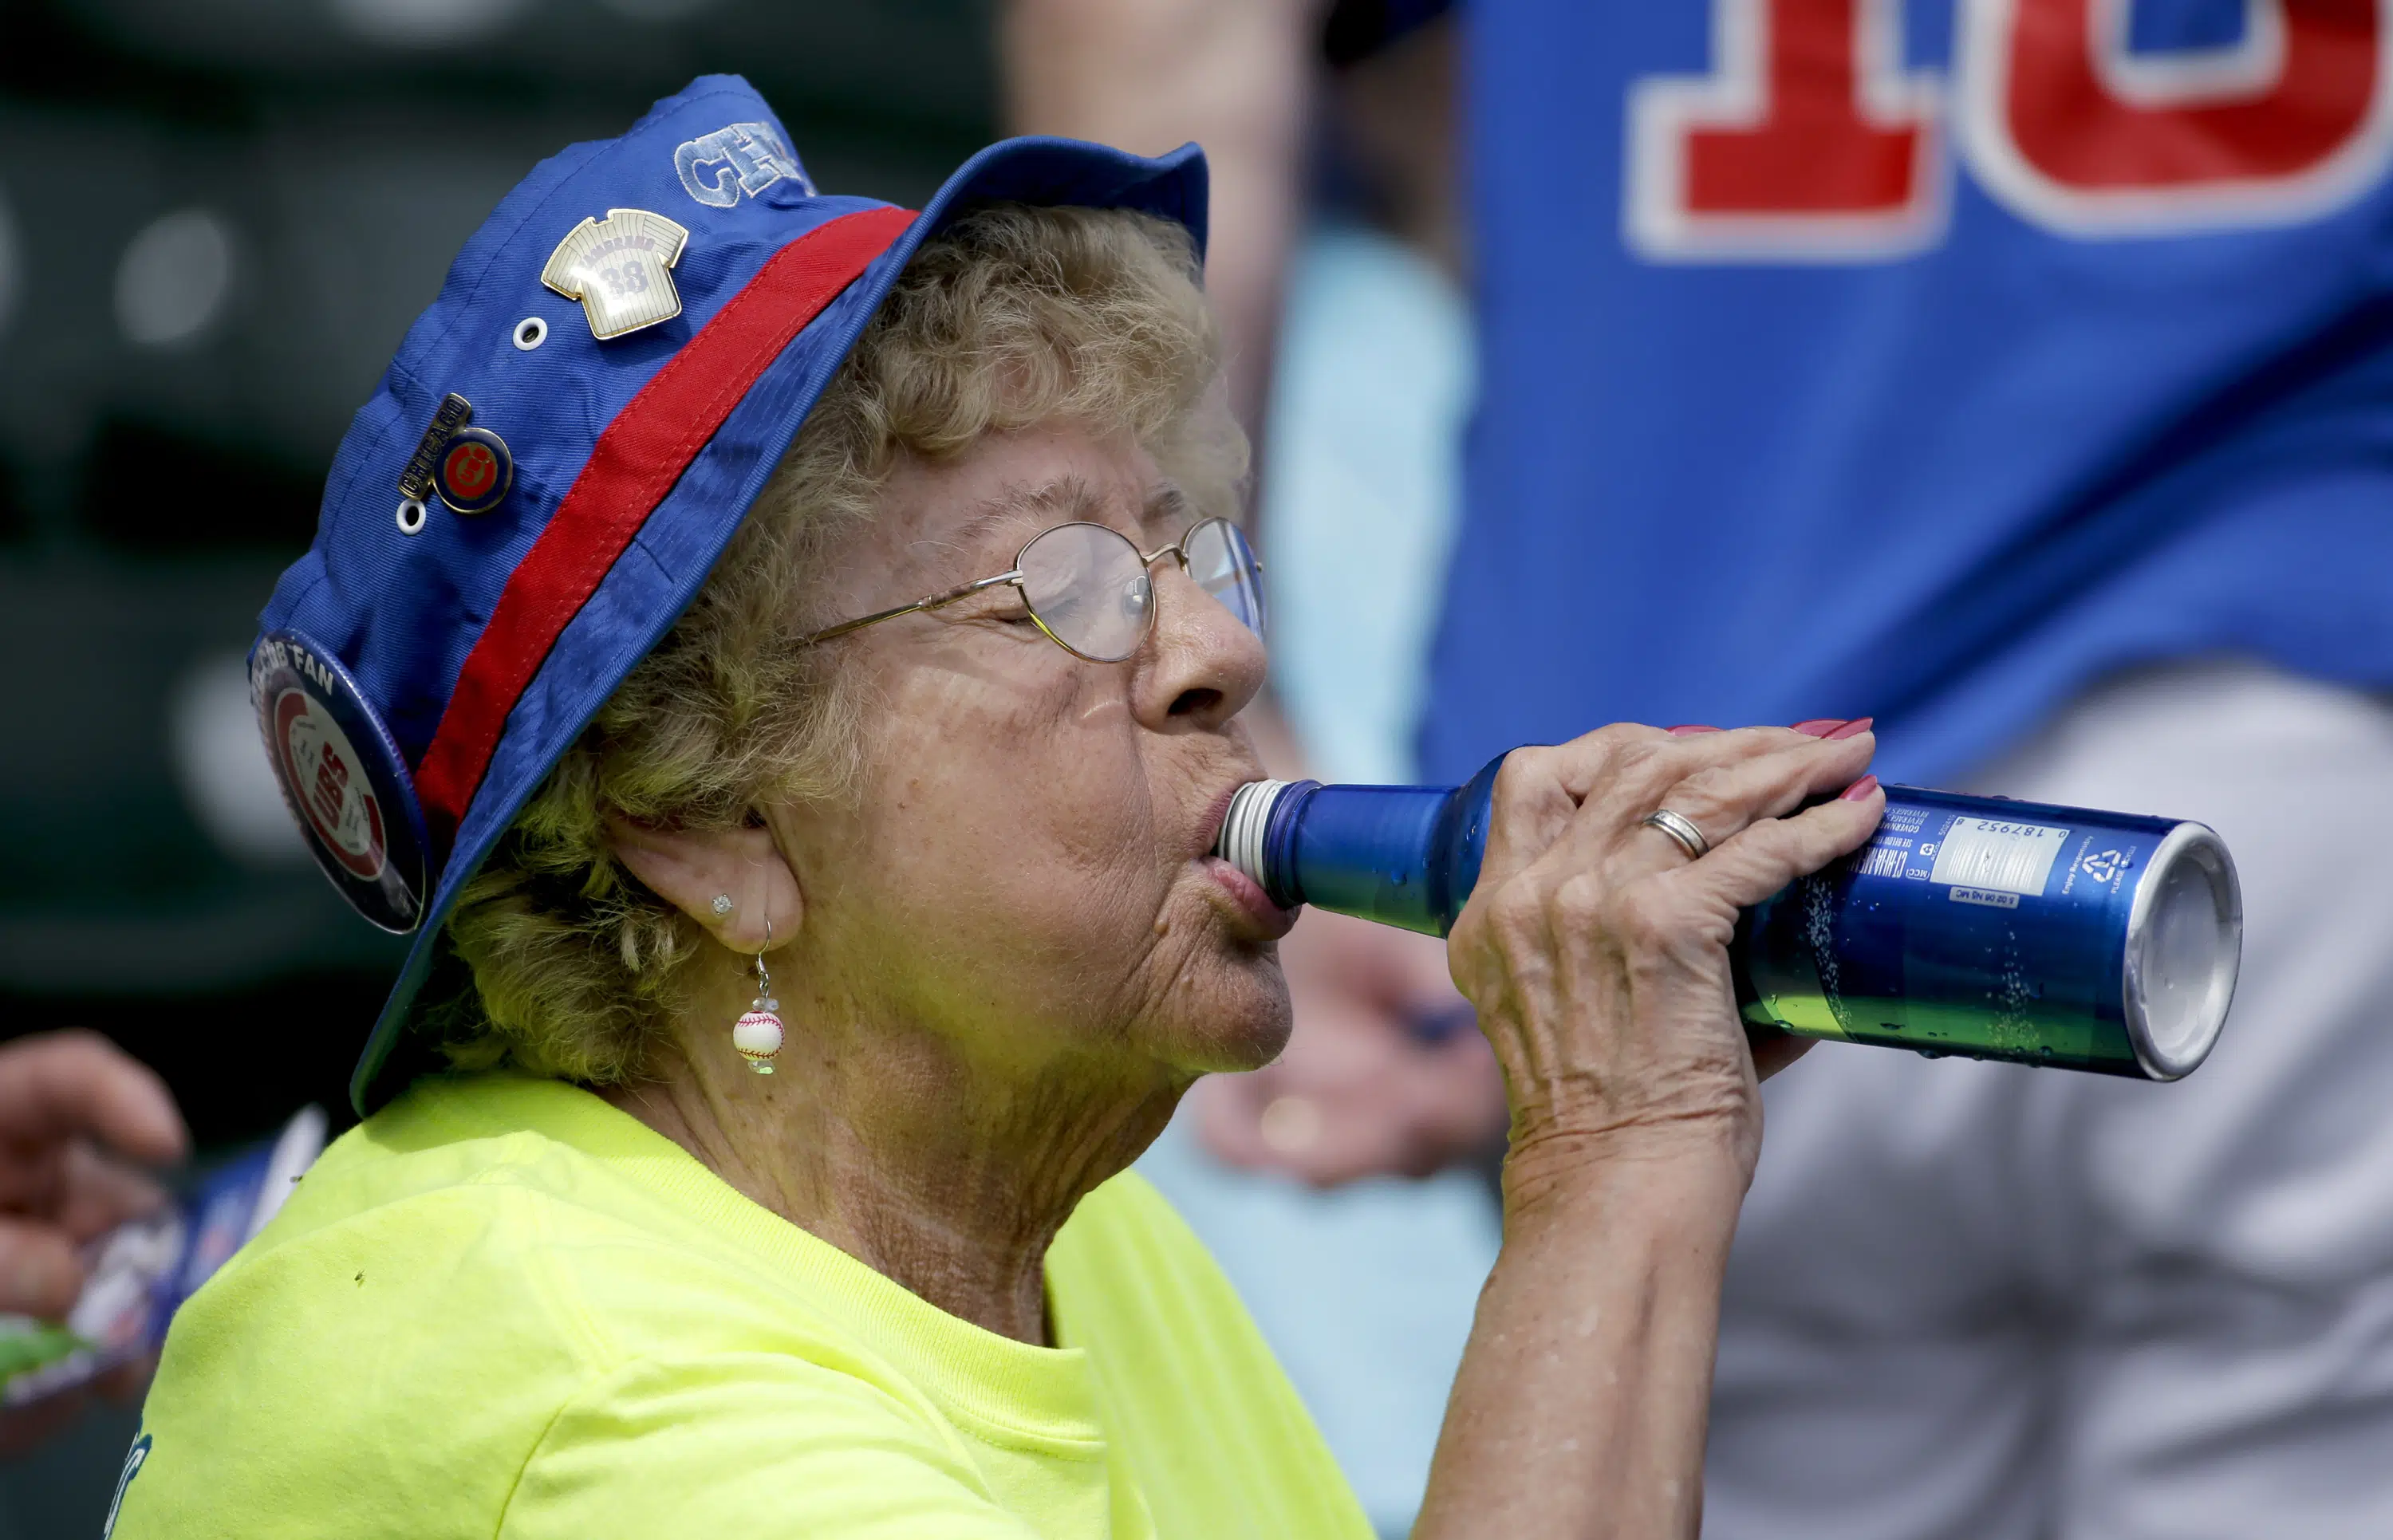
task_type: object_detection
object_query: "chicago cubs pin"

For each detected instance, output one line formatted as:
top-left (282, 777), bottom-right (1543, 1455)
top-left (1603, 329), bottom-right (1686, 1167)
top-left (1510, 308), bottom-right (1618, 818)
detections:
top-left (540, 208), bottom-right (690, 341)
top-left (250, 631), bottom-right (429, 933)
top-left (432, 426), bottom-right (511, 514)
top-left (396, 392), bottom-right (513, 516)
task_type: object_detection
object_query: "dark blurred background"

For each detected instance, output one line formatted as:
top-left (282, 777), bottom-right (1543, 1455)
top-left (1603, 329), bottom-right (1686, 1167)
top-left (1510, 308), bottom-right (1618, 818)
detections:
top-left (0, 2), bottom-right (993, 1522)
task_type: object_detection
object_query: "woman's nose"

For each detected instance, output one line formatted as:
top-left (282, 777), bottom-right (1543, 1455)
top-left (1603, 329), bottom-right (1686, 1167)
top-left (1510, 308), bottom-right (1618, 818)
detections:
top-left (1133, 561), bottom-right (1268, 730)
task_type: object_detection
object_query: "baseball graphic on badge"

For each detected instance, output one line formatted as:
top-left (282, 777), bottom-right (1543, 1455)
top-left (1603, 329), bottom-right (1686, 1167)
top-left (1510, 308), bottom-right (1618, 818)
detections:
top-left (250, 630), bottom-right (430, 933)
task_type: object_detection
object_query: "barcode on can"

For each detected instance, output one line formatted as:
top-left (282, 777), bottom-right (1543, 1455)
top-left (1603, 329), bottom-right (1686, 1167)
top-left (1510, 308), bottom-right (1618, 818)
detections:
top-left (1928, 817), bottom-right (2068, 897)
top-left (1857, 842), bottom-right (1910, 879)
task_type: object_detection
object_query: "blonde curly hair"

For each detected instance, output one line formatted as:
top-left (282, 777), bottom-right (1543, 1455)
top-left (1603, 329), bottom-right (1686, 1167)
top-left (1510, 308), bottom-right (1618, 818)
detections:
top-left (428, 202), bottom-right (1244, 1083)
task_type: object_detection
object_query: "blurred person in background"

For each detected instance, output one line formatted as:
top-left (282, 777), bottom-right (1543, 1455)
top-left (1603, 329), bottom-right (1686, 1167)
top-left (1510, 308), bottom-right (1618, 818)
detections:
top-left (0, 1034), bottom-right (187, 1451)
top-left (1009, 2), bottom-right (2393, 1535)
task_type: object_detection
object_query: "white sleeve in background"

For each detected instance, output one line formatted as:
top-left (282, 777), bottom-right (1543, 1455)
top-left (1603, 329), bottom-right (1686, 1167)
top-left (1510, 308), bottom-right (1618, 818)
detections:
top-left (1704, 659), bottom-right (2393, 1540)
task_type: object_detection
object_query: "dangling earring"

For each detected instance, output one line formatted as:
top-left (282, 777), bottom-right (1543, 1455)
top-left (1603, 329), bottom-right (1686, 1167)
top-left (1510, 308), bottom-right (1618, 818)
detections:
top-left (732, 916), bottom-right (784, 1075)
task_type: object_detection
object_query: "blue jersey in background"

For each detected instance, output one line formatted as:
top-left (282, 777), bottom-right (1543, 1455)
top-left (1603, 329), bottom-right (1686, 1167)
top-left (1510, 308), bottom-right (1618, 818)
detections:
top-left (1425, 0), bottom-right (2393, 785)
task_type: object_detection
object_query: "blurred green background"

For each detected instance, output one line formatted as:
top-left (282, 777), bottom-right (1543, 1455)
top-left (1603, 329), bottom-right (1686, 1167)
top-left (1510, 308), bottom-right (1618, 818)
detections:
top-left (0, 1), bottom-right (993, 1526)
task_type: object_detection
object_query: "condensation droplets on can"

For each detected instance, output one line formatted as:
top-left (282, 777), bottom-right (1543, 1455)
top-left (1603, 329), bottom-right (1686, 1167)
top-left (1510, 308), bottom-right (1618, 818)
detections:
top-left (1732, 787), bottom-right (2241, 1079)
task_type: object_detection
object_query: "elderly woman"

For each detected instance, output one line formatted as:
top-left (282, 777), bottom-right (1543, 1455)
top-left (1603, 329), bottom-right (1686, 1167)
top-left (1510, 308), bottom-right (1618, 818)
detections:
top-left (123, 81), bottom-right (1882, 1538)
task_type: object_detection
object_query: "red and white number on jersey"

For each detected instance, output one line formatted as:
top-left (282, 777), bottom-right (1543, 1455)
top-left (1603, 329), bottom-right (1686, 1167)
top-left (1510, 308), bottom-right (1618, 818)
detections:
top-left (1627, 0), bottom-right (2393, 258)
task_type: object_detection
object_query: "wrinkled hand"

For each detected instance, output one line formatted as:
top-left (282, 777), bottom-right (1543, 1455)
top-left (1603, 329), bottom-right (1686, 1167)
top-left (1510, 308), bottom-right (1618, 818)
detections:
top-left (1195, 908), bottom-right (1508, 1186)
top-left (0, 1030), bottom-right (188, 1451)
top-left (1450, 724), bottom-right (1880, 1206)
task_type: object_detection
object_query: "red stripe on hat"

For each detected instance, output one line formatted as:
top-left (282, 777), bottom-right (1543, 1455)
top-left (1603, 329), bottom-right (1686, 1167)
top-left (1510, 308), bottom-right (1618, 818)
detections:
top-left (414, 204), bottom-right (916, 838)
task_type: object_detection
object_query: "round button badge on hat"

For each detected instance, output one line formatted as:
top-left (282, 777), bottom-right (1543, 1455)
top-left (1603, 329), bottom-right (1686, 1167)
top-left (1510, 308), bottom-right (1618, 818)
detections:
top-left (250, 631), bottom-right (430, 933)
top-left (432, 425), bottom-right (513, 514)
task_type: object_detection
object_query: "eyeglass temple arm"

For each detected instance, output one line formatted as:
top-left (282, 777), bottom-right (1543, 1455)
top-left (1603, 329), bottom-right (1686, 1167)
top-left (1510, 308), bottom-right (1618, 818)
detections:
top-left (796, 571), bottom-right (1025, 646)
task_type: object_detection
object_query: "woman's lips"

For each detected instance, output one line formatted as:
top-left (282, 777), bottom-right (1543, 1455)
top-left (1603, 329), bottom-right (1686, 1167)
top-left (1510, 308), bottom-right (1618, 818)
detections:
top-left (1201, 855), bottom-right (1299, 941)
top-left (1196, 782), bottom-right (1243, 862)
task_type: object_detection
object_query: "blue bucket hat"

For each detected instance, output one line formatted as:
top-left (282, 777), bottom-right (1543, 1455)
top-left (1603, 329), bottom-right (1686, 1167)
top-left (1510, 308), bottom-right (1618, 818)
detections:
top-left (246, 76), bottom-right (1207, 1116)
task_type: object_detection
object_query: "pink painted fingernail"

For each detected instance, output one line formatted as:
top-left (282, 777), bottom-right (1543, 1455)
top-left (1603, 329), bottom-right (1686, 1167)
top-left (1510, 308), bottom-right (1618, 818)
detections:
top-left (1666, 724), bottom-right (1722, 736)
top-left (1824, 716), bottom-right (1875, 740)
top-left (1790, 719), bottom-right (1845, 737)
top-left (1839, 774), bottom-right (1882, 802)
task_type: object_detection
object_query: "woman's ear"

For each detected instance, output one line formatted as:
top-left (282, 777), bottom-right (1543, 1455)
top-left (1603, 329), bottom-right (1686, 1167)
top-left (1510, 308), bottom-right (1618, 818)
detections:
top-left (605, 816), bottom-right (802, 954)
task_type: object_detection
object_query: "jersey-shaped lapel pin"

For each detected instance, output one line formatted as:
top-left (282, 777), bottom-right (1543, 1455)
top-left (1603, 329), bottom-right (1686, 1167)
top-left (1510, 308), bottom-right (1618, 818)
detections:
top-left (541, 209), bottom-right (691, 341)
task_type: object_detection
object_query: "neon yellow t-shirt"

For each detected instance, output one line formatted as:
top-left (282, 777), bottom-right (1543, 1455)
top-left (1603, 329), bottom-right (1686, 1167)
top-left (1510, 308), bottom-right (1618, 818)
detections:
top-left (116, 1073), bottom-right (1374, 1539)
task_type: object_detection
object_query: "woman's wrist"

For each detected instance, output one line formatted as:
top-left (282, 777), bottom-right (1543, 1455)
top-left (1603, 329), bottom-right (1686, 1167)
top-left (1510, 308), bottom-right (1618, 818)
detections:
top-left (1497, 1120), bottom-right (1752, 1239)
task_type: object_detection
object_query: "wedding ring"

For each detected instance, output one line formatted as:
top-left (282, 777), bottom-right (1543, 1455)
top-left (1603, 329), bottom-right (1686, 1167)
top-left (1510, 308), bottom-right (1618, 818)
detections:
top-left (1641, 808), bottom-right (1710, 861)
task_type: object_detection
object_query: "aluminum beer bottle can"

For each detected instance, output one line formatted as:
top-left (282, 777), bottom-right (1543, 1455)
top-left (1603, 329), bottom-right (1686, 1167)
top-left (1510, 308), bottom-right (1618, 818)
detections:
top-left (1733, 787), bottom-right (2241, 1079)
top-left (1213, 757), bottom-right (2243, 1081)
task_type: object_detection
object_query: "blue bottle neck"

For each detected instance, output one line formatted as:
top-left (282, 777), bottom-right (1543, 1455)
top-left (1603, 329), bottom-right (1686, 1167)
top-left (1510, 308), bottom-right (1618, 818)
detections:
top-left (1222, 753), bottom-right (1508, 938)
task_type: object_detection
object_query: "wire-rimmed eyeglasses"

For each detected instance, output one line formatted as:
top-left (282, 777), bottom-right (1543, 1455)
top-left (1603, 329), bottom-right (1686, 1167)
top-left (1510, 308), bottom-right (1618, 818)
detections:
top-left (794, 518), bottom-right (1266, 664)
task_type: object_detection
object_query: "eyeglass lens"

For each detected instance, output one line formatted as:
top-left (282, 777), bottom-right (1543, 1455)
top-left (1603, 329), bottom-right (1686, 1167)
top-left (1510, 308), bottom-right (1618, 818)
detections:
top-left (1017, 523), bottom-right (1154, 662)
top-left (1014, 519), bottom-right (1265, 663)
top-left (1183, 518), bottom-right (1267, 638)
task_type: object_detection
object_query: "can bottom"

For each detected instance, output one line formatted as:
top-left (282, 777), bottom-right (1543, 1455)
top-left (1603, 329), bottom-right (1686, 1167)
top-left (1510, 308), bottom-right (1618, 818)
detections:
top-left (2124, 823), bottom-right (2241, 1080)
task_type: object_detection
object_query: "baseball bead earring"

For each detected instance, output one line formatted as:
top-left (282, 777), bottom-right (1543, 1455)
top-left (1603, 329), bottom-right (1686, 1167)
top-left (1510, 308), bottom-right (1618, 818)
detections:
top-left (732, 916), bottom-right (784, 1075)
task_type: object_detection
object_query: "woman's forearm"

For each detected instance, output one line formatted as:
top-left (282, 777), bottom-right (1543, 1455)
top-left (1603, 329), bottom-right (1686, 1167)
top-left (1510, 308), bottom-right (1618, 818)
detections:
top-left (1413, 1147), bottom-right (1747, 1540)
top-left (1417, 727), bottom-right (1882, 1535)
